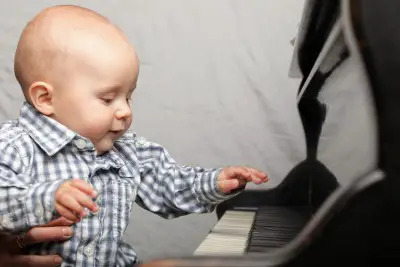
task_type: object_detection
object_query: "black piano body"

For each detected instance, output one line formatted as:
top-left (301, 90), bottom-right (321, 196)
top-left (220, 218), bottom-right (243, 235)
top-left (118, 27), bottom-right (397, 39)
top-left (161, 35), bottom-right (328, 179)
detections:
top-left (141, 0), bottom-right (400, 266)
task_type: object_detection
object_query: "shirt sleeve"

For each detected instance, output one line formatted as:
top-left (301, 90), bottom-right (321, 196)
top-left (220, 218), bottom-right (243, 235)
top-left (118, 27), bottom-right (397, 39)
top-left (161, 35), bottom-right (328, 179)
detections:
top-left (0, 143), bottom-right (62, 233)
top-left (134, 137), bottom-right (241, 219)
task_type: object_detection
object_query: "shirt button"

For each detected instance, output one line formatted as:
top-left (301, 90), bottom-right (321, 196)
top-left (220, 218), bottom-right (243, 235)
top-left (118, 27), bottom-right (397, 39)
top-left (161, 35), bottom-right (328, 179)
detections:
top-left (135, 137), bottom-right (149, 148)
top-left (45, 210), bottom-right (52, 219)
top-left (84, 244), bottom-right (95, 257)
top-left (35, 206), bottom-right (43, 217)
top-left (74, 139), bottom-right (87, 150)
top-left (0, 215), bottom-right (11, 228)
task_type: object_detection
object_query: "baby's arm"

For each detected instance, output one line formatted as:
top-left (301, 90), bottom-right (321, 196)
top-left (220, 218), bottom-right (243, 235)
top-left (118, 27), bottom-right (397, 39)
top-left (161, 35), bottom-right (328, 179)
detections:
top-left (0, 141), bottom-right (97, 232)
top-left (0, 170), bottom-right (95, 233)
top-left (54, 179), bottom-right (99, 222)
top-left (0, 164), bottom-right (65, 233)
top-left (134, 138), bottom-right (268, 219)
top-left (0, 139), bottom-right (70, 233)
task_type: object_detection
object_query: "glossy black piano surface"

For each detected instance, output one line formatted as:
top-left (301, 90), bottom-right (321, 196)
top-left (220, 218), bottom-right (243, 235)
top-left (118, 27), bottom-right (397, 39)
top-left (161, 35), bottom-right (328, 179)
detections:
top-left (140, 0), bottom-right (400, 266)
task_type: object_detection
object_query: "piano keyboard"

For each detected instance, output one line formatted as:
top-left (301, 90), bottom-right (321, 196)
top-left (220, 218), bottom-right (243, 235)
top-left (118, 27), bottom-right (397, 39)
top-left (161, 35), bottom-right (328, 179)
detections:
top-left (194, 206), bottom-right (311, 256)
top-left (194, 210), bottom-right (256, 256)
top-left (248, 206), bottom-right (310, 252)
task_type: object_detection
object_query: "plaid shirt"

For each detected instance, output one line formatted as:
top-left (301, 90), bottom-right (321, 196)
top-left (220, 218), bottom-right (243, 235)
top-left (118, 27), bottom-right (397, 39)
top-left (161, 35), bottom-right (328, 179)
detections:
top-left (0, 102), bottom-right (234, 266)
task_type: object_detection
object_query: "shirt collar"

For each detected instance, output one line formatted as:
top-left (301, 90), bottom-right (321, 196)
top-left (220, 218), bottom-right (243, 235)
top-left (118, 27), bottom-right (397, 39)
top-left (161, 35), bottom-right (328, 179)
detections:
top-left (18, 102), bottom-right (78, 156)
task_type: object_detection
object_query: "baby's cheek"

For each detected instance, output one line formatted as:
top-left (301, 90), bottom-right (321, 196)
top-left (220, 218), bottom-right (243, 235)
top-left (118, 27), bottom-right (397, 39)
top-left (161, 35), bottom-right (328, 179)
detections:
top-left (80, 117), bottom-right (110, 137)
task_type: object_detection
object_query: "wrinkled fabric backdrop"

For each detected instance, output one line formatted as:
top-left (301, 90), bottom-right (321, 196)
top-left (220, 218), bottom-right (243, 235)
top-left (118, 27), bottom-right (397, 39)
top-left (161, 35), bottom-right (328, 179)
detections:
top-left (0, 0), bottom-right (306, 261)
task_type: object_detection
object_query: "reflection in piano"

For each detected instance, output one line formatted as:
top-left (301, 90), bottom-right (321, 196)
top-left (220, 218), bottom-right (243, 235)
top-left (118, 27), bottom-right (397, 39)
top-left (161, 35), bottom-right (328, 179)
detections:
top-left (141, 0), bottom-right (400, 266)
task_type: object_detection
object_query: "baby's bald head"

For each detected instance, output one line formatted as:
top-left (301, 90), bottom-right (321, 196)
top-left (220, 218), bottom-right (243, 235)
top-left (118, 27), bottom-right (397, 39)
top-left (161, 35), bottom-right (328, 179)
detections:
top-left (14, 5), bottom-right (139, 154)
top-left (14, 5), bottom-right (134, 98)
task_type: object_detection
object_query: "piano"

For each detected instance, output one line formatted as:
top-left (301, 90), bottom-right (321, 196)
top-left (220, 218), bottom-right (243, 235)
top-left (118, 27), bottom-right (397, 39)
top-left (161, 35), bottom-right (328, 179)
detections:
top-left (140, 0), bottom-right (400, 266)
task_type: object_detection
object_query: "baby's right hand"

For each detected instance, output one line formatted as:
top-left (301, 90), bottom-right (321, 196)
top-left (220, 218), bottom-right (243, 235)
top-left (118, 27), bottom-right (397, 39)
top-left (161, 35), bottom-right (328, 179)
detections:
top-left (55, 179), bottom-right (99, 222)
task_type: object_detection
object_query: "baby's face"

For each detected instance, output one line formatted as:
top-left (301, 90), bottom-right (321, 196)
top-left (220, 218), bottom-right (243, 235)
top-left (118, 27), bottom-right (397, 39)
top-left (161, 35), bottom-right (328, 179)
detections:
top-left (50, 30), bottom-right (139, 155)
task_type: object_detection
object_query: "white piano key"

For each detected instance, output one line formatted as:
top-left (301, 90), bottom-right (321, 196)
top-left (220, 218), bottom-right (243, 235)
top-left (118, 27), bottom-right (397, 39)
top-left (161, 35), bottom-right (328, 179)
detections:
top-left (194, 210), bottom-right (256, 256)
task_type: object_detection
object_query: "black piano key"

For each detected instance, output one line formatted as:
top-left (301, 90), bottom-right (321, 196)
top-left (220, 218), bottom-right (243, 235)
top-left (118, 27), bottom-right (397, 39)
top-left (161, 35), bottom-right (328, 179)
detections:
top-left (246, 206), bottom-right (311, 253)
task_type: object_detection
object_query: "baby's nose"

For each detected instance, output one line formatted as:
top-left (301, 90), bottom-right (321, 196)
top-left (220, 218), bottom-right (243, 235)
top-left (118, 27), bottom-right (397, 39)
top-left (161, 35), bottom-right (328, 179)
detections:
top-left (116, 106), bottom-right (132, 120)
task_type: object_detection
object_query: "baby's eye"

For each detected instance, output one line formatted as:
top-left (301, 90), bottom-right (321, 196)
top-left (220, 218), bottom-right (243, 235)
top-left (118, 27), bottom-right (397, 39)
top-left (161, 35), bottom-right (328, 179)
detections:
top-left (101, 98), bottom-right (113, 104)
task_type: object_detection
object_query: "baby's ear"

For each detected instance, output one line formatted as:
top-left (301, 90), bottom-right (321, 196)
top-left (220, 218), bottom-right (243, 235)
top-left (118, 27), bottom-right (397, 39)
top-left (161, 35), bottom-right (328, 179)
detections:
top-left (28, 81), bottom-right (54, 115)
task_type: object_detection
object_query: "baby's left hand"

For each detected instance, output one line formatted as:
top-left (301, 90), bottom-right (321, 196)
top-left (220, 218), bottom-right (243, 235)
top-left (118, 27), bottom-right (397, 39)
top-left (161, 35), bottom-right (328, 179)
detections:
top-left (217, 166), bottom-right (268, 194)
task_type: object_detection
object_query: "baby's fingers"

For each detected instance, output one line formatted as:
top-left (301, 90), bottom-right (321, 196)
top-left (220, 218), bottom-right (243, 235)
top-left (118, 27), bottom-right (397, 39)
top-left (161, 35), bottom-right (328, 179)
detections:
top-left (247, 167), bottom-right (269, 182)
top-left (75, 191), bottom-right (98, 213)
top-left (225, 167), bottom-right (252, 181)
top-left (232, 167), bottom-right (268, 184)
top-left (55, 186), bottom-right (98, 217)
top-left (55, 189), bottom-right (87, 218)
top-left (55, 203), bottom-right (80, 222)
top-left (70, 178), bottom-right (97, 198)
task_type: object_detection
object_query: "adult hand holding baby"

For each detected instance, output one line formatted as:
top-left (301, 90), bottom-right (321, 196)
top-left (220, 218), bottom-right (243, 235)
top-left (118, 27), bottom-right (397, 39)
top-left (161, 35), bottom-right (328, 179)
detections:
top-left (55, 179), bottom-right (99, 222)
top-left (0, 217), bottom-right (73, 267)
top-left (217, 166), bottom-right (268, 194)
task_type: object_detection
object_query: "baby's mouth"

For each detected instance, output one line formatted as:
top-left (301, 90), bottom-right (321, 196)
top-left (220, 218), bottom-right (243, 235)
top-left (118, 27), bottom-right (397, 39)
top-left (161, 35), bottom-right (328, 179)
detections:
top-left (110, 130), bottom-right (123, 134)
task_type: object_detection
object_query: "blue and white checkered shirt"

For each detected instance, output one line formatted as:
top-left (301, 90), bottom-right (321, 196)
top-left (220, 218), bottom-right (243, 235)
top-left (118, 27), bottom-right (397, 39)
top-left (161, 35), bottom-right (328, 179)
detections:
top-left (0, 102), bottom-right (235, 266)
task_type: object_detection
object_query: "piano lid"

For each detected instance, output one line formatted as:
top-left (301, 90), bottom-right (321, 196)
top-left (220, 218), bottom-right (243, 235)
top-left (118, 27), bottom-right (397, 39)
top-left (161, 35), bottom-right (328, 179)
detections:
top-left (289, 0), bottom-right (340, 79)
top-left (294, 0), bottom-right (378, 186)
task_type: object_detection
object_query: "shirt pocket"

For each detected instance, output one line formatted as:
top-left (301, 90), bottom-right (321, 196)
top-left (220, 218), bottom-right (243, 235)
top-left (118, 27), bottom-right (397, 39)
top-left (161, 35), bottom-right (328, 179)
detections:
top-left (112, 167), bottom-right (139, 241)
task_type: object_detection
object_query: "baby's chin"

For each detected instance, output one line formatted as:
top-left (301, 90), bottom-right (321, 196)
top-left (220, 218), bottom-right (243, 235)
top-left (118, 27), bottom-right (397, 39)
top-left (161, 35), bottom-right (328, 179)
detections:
top-left (95, 139), bottom-right (116, 155)
top-left (93, 131), bottom-right (126, 155)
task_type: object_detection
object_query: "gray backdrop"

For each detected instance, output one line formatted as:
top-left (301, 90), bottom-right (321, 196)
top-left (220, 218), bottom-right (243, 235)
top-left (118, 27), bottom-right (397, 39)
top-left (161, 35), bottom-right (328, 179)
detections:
top-left (0, 0), bottom-right (306, 262)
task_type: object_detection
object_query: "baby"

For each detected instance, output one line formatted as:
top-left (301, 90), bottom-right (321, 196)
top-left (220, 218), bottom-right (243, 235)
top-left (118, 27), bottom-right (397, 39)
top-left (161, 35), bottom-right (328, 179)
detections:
top-left (0, 5), bottom-right (268, 266)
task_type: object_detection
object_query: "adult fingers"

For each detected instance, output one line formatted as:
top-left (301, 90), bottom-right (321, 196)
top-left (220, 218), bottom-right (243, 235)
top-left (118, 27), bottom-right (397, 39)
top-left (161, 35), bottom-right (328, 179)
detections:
top-left (24, 226), bottom-right (73, 245)
top-left (9, 254), bottom-right (62, 267)
top-left (41, 217), bottom-right (74, 227)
